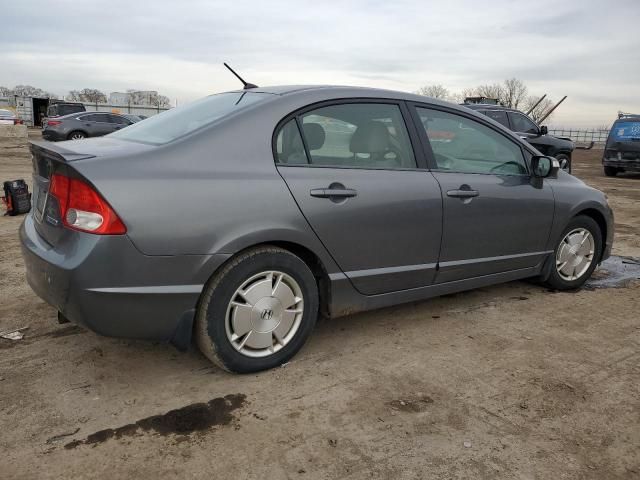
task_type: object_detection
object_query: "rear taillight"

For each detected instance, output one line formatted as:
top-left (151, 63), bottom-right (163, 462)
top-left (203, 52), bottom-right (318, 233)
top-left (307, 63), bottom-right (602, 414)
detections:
top-left (46, 120), bottom-right (61, 127)
top-left (49, 173), bottom-right (126, 235)
top-left (13, 119), bottom-right (23, 125)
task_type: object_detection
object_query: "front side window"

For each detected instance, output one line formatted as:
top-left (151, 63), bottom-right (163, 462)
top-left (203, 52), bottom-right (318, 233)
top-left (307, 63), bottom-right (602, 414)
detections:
top-left (110, 91), bottom-right (271, 144)
top-left (416, 107), bottom-right (527, 175)
top-left (509, 112), bottom-right (538, 134)
top-left (108, 114), bottom-right (130, 125)
top-left (278, 103), bottom-right (416, 169)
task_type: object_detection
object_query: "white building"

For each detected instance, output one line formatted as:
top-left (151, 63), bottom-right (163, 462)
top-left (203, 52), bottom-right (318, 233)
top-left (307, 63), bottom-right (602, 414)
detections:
top-left (109, 90), bottom-right (158, 105)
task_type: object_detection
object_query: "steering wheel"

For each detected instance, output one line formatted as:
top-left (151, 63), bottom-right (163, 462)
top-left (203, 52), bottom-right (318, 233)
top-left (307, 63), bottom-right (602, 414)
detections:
top-left (490, 161), bottom-right (525, 174)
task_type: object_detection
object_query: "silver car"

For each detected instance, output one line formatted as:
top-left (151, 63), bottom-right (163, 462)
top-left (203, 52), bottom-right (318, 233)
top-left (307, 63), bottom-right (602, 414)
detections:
top-left (21, 86), bottom-right (614, 372)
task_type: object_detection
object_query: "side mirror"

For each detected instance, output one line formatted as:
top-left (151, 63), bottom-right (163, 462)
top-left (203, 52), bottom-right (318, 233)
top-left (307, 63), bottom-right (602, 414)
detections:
top-left (540, 125), bottom-right (548, 135)
top-left (531, 155), bottom-right (559, 178)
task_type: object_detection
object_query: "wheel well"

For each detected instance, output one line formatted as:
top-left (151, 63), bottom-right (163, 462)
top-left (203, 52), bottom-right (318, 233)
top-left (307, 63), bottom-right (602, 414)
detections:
top-left (267, 241), bottom-right (331, 317)
top-left (576, 208), bottom-right (607, 256)
top-left (67, 130), bottom-right (87, 139)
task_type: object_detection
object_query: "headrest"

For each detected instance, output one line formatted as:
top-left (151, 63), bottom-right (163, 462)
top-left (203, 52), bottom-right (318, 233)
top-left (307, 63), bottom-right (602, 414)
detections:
top-left (303, 123), bottom-right (326, 150)
top-left (349, 121), bottom-right (389, 154)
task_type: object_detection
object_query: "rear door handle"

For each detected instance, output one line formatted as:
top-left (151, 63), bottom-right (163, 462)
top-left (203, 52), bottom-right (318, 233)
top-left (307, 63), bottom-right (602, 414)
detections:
top-left (446, 189), bottom-right (479, 198)
top-left (310, 188), bottom-right (357, 198)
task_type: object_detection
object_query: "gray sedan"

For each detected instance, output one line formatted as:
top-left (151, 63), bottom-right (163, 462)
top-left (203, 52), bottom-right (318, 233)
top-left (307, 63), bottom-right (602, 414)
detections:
top-left (42, 111), bottom-right (133, 141)
top-left (21, 86), bottom-right (614, 372)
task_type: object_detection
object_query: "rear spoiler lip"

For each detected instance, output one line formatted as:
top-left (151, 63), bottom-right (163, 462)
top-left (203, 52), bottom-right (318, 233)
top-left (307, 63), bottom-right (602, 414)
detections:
top-left (30, 140), bottom-right (96, 163)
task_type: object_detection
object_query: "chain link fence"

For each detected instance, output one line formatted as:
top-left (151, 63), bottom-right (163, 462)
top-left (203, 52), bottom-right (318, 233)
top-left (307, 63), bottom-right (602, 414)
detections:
top-left (548, 129), bottom-right (610, 148)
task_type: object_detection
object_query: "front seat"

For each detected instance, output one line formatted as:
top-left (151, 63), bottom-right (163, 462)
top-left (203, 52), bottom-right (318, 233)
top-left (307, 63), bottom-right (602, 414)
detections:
top-left (349, 121), bottom-right (399, 167)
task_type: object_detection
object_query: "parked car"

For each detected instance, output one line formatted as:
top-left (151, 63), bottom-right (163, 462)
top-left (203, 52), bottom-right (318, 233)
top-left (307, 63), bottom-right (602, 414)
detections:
top-left (0, 109), bottom-right (23, 125)
top-left (603, 113), bottom-right (640, 176)
top-left (463, 103), bottom-right (575, 173)
top-left (21, 86), bottom-right (613, 373)
top-left (42, 111), bottom-right (134, 141)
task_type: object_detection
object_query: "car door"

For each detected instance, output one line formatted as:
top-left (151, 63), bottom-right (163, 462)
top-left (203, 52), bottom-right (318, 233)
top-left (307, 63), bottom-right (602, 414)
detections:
top-left (411, 105), bottom-right (555, 283)
top-left (80, 113), bottom-right (112, 137)
top-left (275, 101), bottom-right (443, 295)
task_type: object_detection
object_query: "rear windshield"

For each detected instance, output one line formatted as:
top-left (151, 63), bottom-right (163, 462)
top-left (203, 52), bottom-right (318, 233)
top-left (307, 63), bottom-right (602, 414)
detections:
top-left (109, 91), bottom-right (271, 145)
top-left (609, 121), bottom-right (640, 141)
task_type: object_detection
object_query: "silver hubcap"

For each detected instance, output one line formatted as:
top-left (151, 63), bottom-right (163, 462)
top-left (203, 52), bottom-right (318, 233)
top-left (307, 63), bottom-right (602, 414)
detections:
top-left (225, 271), bottom-right (304, 358)
top-left (71, 133), bottom-right (84, 140)
top-left (556, 228), bottom-right (595, 281)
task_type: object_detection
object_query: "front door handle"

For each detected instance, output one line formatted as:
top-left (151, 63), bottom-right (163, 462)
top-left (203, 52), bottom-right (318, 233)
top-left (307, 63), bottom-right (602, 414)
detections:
top-left (310, 188), bottom-right (357, 198)
top-left (446, 189), bottom-right (479, 198)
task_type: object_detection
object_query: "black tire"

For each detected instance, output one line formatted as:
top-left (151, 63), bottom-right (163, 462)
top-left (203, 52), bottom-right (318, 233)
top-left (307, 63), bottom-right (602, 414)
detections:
top-left (67, 130), bottom-right (87, 140)
top-left (544, 215), bottom-right (602, 291)
top-left (555, 153), bottom-right (572, 174)
top-left (195, 246), bottom-right (319, 373)
top-left (604, 166), bottom-right (618, 177)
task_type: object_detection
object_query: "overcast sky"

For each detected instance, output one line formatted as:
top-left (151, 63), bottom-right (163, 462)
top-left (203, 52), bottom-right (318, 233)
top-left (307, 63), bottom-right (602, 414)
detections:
top-left (2, 0), bottom-right (639, 127)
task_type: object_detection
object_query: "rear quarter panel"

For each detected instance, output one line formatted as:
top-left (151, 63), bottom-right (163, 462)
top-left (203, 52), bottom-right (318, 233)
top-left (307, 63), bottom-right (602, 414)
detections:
top-left (68, 101), bottom-right (343, 275)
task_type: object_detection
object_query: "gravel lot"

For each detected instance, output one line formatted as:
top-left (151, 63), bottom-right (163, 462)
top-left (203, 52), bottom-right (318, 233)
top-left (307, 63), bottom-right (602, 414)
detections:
top-left (1, 131), bottom-right (639, 479)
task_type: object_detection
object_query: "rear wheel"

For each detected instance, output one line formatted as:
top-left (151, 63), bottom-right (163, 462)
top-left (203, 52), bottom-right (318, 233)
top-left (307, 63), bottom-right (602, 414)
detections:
top-left (67, 131), bottom-right (87, 140)
top-left (555, 153), bottom-right (572, 173)
top-left (544, 215), bottom-right (602, 290)
top-left (604, 166), bottom-right (618, 177)
top-left (195, 246), bottom-right (319, 373)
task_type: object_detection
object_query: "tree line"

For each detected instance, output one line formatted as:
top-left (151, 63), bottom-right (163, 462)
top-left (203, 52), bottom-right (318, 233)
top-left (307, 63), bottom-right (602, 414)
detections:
top-left (1, 85), bottom-right (171, 107)
top-left (415, 78), bottom-right (556, 123)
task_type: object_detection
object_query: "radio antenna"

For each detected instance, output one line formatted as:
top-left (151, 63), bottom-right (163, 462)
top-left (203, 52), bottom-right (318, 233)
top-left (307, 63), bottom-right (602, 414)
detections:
top-left (223, 63), bottom-right (258, 90)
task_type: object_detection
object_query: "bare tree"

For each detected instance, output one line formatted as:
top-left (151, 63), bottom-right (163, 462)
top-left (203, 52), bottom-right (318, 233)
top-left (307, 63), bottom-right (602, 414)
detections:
top-left (502, 78), bottom-right (528, 109)
top-left (415, 84), bottom-right (450, 100)
top-left (0, 86), bottom-right (12, 96)
top-left (150, 92), bottom-right (171, 108)
top-left (68, 88), bottom-right (107, 103)
top-left (7, 85), bottom-right (54, 98)
top-left (474, 83), bottom-right (505, 103)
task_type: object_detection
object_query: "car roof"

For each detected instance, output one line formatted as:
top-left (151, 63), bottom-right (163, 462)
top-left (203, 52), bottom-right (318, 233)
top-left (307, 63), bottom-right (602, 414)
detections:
top-left (0, 109), bottom-right (15, 116)
top-left (462, 103), bottom-right (523, 113)
top-left (223, 84), bottom-right (464, 110)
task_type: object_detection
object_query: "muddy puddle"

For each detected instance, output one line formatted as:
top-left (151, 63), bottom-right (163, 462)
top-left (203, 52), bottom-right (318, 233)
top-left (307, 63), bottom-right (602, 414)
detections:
top-left (65, 393), bottom-right (246, 449)
top-left (586, 255), bottom-right (640, 289)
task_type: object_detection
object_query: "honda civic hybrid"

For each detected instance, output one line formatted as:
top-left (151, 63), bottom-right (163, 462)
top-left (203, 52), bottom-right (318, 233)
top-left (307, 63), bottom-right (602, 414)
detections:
top-left (21, 85), bottom-right (613, 372)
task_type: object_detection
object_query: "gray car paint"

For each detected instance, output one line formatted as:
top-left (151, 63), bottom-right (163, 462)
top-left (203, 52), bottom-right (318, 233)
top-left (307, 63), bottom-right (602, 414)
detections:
top-left (20, 85), bottom-right (614, 348)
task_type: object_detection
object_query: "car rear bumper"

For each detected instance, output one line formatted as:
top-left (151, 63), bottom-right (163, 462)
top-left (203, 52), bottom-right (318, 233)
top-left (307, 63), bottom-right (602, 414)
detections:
top-left (20, 214), bottom-right (229, 343)
top-left (603, 159), bottom-right (640, 172)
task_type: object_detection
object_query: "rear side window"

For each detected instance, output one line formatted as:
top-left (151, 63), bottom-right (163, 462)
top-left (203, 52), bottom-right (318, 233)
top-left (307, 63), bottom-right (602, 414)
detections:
top-left (275, 120), bottom-right (308, 164)
top-left (416, 107), bottom-right (527, 175)
top-left (110, 91), bottom-right (270, 144)
top-left (482, 110), bottom-right (510, 129)
top-left (277, 103), bottom-right (416, 169)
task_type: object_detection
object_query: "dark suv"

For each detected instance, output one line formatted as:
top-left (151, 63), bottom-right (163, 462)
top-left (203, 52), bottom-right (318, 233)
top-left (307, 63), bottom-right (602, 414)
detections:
top-left (464, 104), bottom-right (574, 173)
top-left (42, 111), bottom-right (134, 141)
top-left (603, 114), bottom-right (640, 176)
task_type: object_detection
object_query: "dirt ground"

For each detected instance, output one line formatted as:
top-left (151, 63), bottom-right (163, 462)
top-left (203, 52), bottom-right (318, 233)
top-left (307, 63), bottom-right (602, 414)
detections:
top-left (1, 132), bottom-right (638, 479)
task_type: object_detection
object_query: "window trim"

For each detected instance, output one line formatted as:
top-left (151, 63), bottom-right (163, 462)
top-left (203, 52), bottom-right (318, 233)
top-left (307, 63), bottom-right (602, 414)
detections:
top-left (272, 98), bottom-right (429, 171)
top-left (408, 102), bottom-right (534, 176)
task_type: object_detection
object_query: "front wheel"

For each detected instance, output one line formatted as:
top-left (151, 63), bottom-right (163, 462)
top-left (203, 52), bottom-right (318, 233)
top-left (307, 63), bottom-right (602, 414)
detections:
top-left (555, 153), bottom-right (572, 174)
top-left (544, 215), bottom-right (602, 290)
top-left (195, 246), bottom-right (319, 373)
top-left (604, 166), bottom-right (618, 177)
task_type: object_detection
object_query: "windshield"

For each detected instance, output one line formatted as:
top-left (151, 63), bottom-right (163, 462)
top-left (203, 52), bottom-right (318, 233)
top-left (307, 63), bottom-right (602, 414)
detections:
top-left (110, 91), bottom-right (271, 144)
top-left (609, 121), bottom-right (640, 142)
